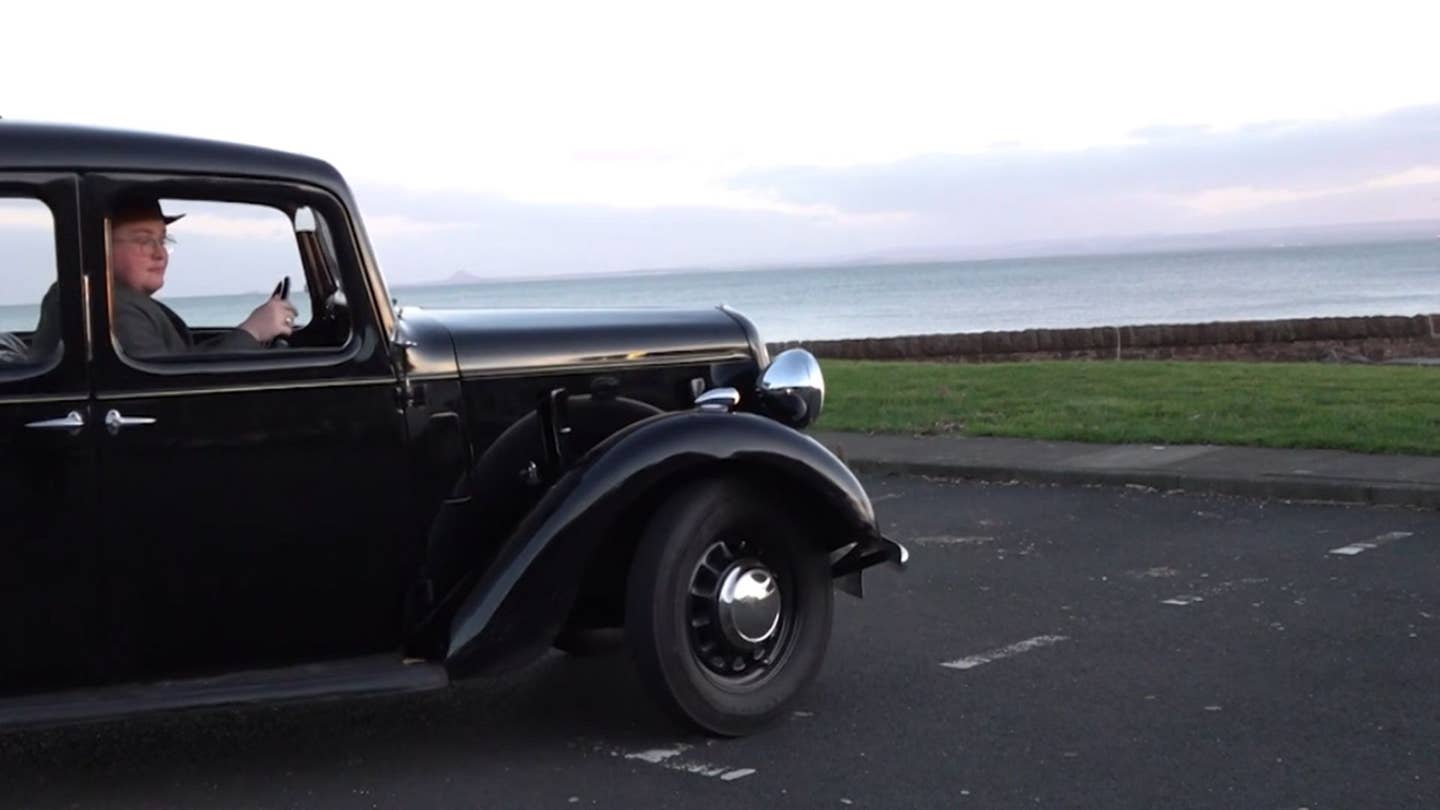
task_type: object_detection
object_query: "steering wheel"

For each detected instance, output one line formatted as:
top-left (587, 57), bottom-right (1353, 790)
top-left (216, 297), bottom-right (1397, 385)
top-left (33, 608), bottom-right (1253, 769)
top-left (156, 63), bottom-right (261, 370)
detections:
top-left (270, 276), bottom-right (291, 349)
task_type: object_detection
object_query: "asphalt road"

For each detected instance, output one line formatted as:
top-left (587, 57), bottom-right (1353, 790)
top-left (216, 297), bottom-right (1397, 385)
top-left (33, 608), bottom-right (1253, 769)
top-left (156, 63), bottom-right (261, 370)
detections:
top-left (3, 475), bottom-right (1437, 809)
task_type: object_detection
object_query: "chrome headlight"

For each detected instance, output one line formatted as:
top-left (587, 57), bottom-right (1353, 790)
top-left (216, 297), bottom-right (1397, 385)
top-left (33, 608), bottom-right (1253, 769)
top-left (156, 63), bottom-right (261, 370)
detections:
top-left (757, 348), bottom-right (824, 429)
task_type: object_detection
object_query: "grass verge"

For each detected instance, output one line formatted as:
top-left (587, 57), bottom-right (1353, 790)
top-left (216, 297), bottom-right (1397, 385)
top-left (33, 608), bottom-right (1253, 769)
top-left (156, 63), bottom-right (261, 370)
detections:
top-left (820, 360), bottom-right (1440, 455)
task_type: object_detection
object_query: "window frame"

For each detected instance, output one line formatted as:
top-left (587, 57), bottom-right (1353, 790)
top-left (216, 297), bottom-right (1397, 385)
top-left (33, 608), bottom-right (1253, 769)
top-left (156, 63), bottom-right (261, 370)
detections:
top-left (85, 174), bottom-right (386, 382)
top-left (0, 174), bottom-right (85, 394)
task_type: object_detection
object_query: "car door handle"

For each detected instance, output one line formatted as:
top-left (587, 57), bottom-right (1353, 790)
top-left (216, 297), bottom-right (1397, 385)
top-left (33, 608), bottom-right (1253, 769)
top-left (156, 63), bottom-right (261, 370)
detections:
top-left (25, 411), bottom-right (85, 431)
top-left (104, 409), bottom-right (156, 433)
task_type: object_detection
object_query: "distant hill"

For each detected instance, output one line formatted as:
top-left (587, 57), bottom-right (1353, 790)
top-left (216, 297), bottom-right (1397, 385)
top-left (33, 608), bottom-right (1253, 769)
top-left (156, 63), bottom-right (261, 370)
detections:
top-left (408, 270), bottom-right (489, 286)
top-left (847, 219), bottom-right (1440, 266)
top-left (398, 218), bottom-right (1440, 284)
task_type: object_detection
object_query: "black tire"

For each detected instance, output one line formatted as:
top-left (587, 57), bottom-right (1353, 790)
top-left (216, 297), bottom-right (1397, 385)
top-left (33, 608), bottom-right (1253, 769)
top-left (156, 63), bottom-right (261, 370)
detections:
top-left (626, 477), bottom-right (833, 736)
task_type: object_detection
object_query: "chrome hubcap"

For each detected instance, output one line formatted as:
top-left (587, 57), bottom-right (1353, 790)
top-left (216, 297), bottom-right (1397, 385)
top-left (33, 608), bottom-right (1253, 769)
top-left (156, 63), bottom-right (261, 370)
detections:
top-left (688, 538), bottom-right (792, 680)
top-left (717, 563), bottom-right (782, 647)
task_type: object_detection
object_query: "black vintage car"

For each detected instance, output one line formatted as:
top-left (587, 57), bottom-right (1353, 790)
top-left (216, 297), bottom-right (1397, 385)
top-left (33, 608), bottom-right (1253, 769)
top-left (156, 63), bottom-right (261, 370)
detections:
top-left (0, 122), bottom-right (905, 736)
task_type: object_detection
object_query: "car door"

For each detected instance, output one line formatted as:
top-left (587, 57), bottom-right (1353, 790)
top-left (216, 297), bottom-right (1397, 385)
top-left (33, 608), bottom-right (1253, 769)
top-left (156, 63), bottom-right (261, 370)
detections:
top-left (0, 176), bottom-right (104, 696)
top-left (85, 177), bottom-right (415, 682)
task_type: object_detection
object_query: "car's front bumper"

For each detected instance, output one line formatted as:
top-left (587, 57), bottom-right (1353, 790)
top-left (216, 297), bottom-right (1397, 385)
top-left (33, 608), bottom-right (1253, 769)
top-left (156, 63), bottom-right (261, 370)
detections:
top-left (830, 535), bottom-right (909, 597)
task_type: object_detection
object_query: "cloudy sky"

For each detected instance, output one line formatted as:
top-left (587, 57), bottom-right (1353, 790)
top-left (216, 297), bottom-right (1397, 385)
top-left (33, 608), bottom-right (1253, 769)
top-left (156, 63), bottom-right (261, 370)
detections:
top-left (3, 0), bottom-right (1439, 285)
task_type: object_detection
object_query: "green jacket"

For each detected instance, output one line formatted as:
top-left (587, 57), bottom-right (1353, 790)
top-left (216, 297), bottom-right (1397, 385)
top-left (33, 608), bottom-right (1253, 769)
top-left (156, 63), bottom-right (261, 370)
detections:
top-left (31, 283), bottom-right (262, 360)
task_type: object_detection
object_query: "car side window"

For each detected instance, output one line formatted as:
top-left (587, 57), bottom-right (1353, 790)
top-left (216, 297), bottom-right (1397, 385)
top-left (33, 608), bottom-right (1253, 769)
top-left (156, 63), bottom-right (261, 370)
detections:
top-left (107, 198), bottom-right (353, 362)
top-left (0, 196), bottom-right (61, 369)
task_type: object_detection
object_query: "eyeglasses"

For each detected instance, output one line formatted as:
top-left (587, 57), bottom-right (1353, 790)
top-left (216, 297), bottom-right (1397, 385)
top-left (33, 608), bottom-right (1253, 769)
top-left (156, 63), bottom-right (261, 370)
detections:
top-left (113, 234), bottom-right (178, 253)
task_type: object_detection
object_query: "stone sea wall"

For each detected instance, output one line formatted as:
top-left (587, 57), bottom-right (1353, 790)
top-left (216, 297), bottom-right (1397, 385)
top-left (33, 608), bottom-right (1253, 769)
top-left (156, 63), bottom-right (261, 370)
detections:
top-left (768, 314), bottom-right (1440, 364)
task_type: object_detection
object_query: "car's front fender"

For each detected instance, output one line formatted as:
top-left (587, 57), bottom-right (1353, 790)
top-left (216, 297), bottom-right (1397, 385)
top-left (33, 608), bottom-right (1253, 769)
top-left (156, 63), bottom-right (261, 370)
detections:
top-left (443, 410), bottom-right (905, 675)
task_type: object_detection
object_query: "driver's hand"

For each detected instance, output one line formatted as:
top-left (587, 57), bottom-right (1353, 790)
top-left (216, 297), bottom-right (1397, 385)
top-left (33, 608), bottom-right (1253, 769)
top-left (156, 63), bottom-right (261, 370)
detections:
top-left (239, 295), bottom-right (299, 343)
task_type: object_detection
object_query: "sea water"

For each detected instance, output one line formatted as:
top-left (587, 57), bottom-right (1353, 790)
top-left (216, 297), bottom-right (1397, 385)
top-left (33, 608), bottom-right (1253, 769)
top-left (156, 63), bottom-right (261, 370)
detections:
top-left (2, 240), bottom-right (1435, 341)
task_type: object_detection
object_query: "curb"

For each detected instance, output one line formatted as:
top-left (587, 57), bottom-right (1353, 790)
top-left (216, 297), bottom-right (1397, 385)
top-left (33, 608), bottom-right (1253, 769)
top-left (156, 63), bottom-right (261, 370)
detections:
top-left (836, 457), bottom-right (1440, 509)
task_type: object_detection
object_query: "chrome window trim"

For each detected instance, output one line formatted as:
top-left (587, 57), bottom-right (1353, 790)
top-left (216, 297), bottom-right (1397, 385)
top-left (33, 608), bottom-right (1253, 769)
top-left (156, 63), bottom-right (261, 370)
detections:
top-left (81, 272), bottom-right (93, 364)
top-left (107, 336), bottom-right (366, 378)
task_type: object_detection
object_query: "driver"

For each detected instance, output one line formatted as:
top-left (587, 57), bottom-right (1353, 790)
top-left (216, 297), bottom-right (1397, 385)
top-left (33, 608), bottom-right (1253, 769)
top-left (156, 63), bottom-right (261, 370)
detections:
top-left (104, 196), bottom-right (297, 355)
top-left (31, 195), bottom-right (297, 358)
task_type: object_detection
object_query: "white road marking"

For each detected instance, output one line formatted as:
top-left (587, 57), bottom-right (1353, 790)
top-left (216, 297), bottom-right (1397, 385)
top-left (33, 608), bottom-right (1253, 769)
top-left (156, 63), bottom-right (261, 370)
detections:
top-left (910, 535), bottom-right (995, 546)
top-left (670, 762), bottom-right (730, 777)
top-left (1129, 567), bottom-right (1180, 580)
top-left (941, 635), bottom-right (1069, 670)
top-left (625, 748), bottom-right (683, 764)
top-left (1160, 578), bottom-right (1267, 606)
top-left (1329, 531), bottom-right (1413, 556)
top-left (606, 743), bottom-right (757, 781)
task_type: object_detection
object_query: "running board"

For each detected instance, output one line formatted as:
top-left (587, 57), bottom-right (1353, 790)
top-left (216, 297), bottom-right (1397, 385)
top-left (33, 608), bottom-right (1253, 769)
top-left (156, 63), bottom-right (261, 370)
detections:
top-left (0, 654), bottom-right (449, 732)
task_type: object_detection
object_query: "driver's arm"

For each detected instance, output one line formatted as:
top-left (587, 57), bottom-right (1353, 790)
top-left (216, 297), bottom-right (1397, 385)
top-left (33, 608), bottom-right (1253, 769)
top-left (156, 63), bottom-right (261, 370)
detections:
top-left (198, 328), bottom-right (264, 352)
top-left (235, 295), bottom-right (297, 345)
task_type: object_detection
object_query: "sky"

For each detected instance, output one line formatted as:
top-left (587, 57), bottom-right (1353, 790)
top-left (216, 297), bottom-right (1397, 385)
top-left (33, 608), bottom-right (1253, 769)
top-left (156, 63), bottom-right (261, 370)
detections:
top-left (3, 0), bottom-right (1439, 286)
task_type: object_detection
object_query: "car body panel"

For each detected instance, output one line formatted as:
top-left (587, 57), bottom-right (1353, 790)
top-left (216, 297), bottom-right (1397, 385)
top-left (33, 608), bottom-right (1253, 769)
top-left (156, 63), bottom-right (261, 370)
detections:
top-left (0, 122), bottom-right (346, 191)
top-left (0, 172), bottom-right (106, 698)
top-left (417, 306), bottom-right (753, 379)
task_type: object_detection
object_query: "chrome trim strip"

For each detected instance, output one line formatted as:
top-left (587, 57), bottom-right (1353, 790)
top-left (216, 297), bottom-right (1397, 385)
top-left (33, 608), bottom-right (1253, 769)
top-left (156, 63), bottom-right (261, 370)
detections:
top-left (94, 375), bottom-right (397, 400)
top-left (459, 351), bottom-right (751, 380)
top-left (0, 393), bottom-right (88, 406)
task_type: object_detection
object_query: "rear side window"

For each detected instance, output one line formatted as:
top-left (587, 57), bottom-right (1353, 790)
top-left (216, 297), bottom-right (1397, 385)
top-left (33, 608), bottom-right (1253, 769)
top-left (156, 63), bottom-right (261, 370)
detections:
top-left (0, 197), bottom-right (60, 367)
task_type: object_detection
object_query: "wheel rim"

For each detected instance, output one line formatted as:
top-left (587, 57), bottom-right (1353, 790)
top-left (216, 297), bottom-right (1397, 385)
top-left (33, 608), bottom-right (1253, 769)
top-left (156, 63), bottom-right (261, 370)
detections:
top-left (687, 536), bottom-right (795, 683)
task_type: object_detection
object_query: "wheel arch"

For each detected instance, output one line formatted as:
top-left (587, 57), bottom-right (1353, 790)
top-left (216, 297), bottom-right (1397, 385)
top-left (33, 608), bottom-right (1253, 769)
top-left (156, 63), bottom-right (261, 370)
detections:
top-left (442, 411), bottom-right (883, 677)
top-left (562, 459), bottom-right (864, 636)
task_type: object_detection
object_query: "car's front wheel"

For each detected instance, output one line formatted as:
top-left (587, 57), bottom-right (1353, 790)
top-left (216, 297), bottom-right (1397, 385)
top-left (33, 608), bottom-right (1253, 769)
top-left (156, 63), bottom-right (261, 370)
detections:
top-left (626, 476), bottom-right (833, 736)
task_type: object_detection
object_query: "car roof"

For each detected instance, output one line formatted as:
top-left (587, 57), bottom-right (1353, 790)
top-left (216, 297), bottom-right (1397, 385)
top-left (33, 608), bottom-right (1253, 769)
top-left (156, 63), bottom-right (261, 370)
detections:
top-left (0, 120), bottom-right (348, 191)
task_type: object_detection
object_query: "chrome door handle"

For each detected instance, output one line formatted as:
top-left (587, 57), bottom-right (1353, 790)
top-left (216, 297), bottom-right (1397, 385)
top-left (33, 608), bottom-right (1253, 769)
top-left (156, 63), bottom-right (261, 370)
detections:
top-left (104, 409), bottom-right (156, 433)
top-left (25, 411), bottom-right (85, 431)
